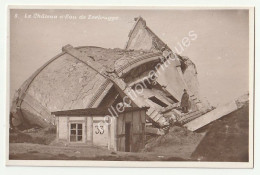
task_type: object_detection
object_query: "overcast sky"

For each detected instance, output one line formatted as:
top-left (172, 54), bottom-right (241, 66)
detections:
top-left (10, 9), bottom-right (249, 106)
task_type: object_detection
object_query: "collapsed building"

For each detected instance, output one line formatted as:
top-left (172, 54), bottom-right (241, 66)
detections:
top-left (11, 16), bottom-right (212, 133)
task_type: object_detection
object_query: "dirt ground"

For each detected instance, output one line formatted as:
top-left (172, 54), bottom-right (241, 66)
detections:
top-left (144, 126), bottom-right (205, 159)
top-left (191, 104), bottom-right (249, 162)
top-left (9, 143), bottom-right (189, 161)
top-left (9, 125), bottom-right (203, 161)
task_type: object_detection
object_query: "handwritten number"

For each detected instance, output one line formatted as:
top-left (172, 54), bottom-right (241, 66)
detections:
top-left (95, 125), bottom-right (104, 134)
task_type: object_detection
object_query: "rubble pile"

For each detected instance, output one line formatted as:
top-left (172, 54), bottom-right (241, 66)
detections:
top-left (144, 126), bottom-right (204, 152)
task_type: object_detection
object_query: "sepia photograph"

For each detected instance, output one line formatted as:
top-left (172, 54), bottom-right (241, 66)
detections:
top-left (7, 7), bottom-right (254, 167)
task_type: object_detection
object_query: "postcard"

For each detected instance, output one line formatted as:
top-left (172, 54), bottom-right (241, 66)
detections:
top-left (7, 6), bottom-right (254, 168)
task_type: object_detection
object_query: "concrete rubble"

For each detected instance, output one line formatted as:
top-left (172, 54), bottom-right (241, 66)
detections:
top-left (184, 93), bottom-right (249, 131)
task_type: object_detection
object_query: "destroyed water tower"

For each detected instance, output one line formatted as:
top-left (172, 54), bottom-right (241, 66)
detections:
top-left (11, 16), bottom-right (211, 132)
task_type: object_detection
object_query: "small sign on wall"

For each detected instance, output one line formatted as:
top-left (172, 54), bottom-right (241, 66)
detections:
top-left (93, 120), bottom-right (108, 147)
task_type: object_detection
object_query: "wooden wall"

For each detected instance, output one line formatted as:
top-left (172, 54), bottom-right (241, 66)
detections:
top-left (117, 113), bottom-right (126, 151)
top-left (116, 109), bottom-right (146, 152)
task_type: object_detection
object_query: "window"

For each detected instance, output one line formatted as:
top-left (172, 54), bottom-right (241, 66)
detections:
top-left (70, 123), bottom-right (83, 142)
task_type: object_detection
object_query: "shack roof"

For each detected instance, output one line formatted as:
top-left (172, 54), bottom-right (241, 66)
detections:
top-left (51, 107), bottom-right (149, 117)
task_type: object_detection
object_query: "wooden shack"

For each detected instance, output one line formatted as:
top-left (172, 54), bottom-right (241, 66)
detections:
top-left (51, 107), bottom-right (148, 152)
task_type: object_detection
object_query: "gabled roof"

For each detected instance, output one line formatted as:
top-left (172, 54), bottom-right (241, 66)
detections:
top-left (125, 16), bottom-right (170, 51)
top-left (124, 16), bottom-right (197, 68)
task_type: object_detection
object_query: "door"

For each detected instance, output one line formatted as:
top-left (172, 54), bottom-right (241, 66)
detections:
top-left (125, 122), bottom-right (131, 152)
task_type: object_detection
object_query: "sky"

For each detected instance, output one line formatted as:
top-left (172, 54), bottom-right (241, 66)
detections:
top-left (10, 9), bottom-right (250, 106)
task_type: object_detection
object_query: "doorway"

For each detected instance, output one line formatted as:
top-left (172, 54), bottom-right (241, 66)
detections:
top-left (125, 122), bottom-right (131, 152)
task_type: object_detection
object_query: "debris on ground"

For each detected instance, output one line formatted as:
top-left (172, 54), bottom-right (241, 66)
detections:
top-left (22, 127), bottom-right (41, 133)
top-left (143, 126), bottom-right (205, 159)
top-left (145, 127), bottom-right (165, 135)
top-left (9, 126), bottom-right (56, 145)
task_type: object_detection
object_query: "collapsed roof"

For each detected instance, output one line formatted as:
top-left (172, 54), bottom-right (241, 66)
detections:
top-left (11, 16), bottom-right (211, 129)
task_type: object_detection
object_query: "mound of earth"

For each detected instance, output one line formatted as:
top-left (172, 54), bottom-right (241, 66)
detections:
top-left (191, 103), bottom-right (249, 162)
top-left (144, 126), bottom-right (205, 159)
top-left (9, 126), bottom-right (56, 145)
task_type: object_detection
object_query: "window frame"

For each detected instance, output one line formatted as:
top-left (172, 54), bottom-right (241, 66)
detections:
top-left (69, 122), bottom-right (83, 143)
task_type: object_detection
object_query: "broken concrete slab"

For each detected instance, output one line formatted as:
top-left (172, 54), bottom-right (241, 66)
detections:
top-left (184, 94), bottom-right (249, 131)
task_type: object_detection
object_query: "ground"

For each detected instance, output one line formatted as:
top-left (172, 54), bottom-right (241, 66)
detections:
top-left (192, 104), bottom-right (249, 162)
top-left (9, 143), bottom-right (188, 161)
top-left (9, 104), bottom-right (249, 161)
top-left (143, 126), bottom-right (205, 160)
top-left (9, 126), bottom-right (203, 161)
